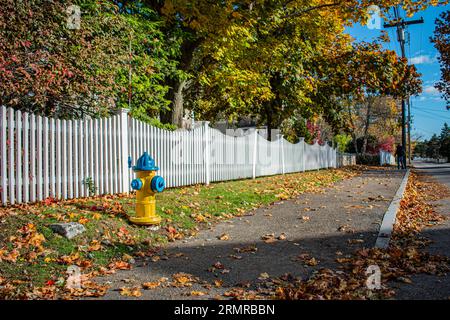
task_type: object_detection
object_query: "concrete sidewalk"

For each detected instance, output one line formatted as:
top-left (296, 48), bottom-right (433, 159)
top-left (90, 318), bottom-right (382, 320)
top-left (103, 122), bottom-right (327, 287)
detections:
top-left (94, 168), bottom-right (404, 300)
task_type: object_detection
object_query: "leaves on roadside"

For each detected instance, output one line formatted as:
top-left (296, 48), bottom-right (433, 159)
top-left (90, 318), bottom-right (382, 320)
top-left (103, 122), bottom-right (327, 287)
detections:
top-left (142, 281), bottom-right (160, 290)
top-left (295, 253), bottom-right (319, 266)
top-left (119, 287), bottom-right (142, 297)
top-left (171, 273), bottom-right (197, 287)
top-left (233, 245), bottom-right (257, 254)
top-left (108, 261), bottom-right (132, 270)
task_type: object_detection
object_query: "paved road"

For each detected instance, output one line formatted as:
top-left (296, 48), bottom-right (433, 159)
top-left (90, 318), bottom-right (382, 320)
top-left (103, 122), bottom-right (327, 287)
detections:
top-left (394, 161), bottom-right (450, 300)
top-left (413, 161), bottom-right (450, 188)
top-left (93, 169), bottom-right (404, 300)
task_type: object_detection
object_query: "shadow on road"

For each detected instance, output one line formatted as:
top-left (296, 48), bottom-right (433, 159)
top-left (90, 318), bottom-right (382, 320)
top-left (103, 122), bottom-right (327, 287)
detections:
top-left (94, 225), bottom-right (450, 300)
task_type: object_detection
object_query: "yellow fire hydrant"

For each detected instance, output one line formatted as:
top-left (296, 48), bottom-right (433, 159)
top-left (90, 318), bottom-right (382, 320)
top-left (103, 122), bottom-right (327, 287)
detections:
top-left (129, 152), bottom-right (165, 225)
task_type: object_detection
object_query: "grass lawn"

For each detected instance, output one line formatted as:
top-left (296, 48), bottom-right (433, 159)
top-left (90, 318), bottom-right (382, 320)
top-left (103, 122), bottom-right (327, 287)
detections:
top-left (0, 168), bottom-right (357, 299)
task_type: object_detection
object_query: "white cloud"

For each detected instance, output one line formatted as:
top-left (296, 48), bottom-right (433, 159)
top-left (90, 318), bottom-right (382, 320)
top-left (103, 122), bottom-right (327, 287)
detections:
top-left (410, 55), bottom-right (436, 65)
top-left (423, 85), bottom-right (440, 95)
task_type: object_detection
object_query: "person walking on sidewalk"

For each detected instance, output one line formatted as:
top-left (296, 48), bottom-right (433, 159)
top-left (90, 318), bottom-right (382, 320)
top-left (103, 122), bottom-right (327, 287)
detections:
top-left (395, 145), bottom-right (406, 170)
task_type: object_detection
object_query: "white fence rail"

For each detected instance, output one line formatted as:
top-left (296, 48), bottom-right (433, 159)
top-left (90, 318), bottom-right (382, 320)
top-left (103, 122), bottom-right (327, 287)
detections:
top-left (0, 106), bottom-right (338, 205)
top-left (380, 150), bottom-right (396, 166)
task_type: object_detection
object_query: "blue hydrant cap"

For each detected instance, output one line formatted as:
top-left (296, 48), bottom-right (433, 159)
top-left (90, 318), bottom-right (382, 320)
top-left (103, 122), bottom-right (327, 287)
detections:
top-left (133, 152), bottom-right (159, 171)
top-left (151, 176), bottom-right (165, 193)
top-left (131, 178), bottom-right (143, 191)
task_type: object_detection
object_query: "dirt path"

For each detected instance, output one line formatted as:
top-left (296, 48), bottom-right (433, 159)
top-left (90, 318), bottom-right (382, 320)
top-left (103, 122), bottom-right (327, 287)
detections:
top-left (93, 169), bottom-right (404, 300)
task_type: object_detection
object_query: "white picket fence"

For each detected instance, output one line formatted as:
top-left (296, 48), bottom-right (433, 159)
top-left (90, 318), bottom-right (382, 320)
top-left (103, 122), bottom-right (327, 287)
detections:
top-left (0, 106), bottom-right (337, 205)
top-left (380, 150), bottom-right (396, 166)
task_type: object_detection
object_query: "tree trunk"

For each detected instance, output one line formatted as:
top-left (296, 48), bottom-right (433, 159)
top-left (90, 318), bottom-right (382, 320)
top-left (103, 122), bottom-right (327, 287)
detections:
top-left (160, 78), bottom-right (187, 128)
top-left (352, 135), bottom-right (358, 154)
top-left (171, 79), bottom-right (188, 127)
top-left (361, 98), bottom-right (373, 154)
top-left (265, 103), bottom-right (273, 141)
top-left (160, 38), bottom-right (202, 127)
top-left (346, 102), bottom-right (359, 154)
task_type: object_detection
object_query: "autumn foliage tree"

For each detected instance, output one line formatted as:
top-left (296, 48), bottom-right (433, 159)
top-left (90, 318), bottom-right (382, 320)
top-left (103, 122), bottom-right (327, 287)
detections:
top-left (0, 0), bottom-right (180, 124)
top-left (431, 10), bottom-right (450, 110)
top-left (0, 0), bottom-right (445, 130)
top-left (311, 39), bottom-right (422, 154)
top-left (139, 0), bottom-right (445, 128)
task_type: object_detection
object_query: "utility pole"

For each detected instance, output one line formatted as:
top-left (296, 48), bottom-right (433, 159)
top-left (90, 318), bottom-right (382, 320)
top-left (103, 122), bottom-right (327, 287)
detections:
top-left (407, 98), bottom-right (411, 163)
top-left (384, 7), bottom-right (423, 168)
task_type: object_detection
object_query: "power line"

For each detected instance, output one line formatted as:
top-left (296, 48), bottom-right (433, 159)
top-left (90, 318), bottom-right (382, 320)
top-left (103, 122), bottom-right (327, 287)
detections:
top-left (412, 107), bottom-right (450, 115)
top-left (385, 11), bottom-right (399, 53)
top-left (412, 109), bottom-right (448, 121)
top-left (412, 105), bottom-right (450, 115)
top-left (413, 126), bottom-right (439, 135)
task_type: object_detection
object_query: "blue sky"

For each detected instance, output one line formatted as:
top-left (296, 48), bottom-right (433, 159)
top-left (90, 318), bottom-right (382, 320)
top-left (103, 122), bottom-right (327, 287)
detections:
top-left (346, 5), bottom-right (450, 140)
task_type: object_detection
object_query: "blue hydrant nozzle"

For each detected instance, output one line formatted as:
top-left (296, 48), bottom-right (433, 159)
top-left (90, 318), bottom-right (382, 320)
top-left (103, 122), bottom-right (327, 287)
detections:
top-left (131, 178), bottom-right (143, 191)
top-left (151, 176), bottom-right (165, 193)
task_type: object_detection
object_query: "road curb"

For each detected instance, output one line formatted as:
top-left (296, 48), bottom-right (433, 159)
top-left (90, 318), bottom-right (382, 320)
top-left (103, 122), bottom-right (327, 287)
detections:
top-left (375, 169), bottom-right (410, 249)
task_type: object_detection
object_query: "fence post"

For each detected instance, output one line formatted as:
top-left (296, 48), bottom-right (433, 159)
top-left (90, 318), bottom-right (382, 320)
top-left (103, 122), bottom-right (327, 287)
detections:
top-left (281, 136), bottom-right (285, 175)
top-left (316, 142), bottom-right (320, 171)
top-left (203, 121), bottom-right (210, 185)
top-left (252, 129), bottom-right (258, 179)
top-left (299, 138), bottom-right (305, 172)
top-left (333, 147), bottom-right (337, 168)
top-left (120, 109), bottom-right (130, 193)
top-left (1, 106), bottom-right (7, 205)
top-left (325, 141), bottom-right (329, 169)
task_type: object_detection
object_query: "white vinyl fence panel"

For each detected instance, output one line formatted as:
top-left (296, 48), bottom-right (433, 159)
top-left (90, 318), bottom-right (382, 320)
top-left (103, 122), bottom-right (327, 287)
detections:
top-left (0, 106), bottom-right (339, 205)
top-left (380, 150), bottom-right (396, 166)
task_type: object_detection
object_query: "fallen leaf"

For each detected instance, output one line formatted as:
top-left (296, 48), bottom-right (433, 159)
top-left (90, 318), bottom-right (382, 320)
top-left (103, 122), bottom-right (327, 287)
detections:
top-left (261, 234), bottom-right (276, 243)
top-left (278, 233), bottom-right (287, 240)
top-left (218, 233), bottom-right (230, 241)
top-left (258, 272), bottom-right (270, 280)
top-left (88, 240), bottom-right (102, 252)
top-left (119, 287), bottom-right (142, 297)
top-left (78, 217), bottom-right (89, 224)
top-left (142, 281), bottom-right (160, 290)
top-left (109, 261), bottom-right (131, 270)
top-left (234, 245), bottom-right (257, 253)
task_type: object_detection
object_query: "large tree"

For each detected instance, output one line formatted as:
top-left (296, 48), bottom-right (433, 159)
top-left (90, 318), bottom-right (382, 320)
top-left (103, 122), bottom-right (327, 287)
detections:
top-left (308, 39), bottom-right (422, 153)
top-left (431, 10), bottom-right (450, 110)
top-left (0, 0), bottom-right (180, 124)
top-left (139, 0), bottom-right (446, 127)
top-left (1, 0), bottom-right (445, 127)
